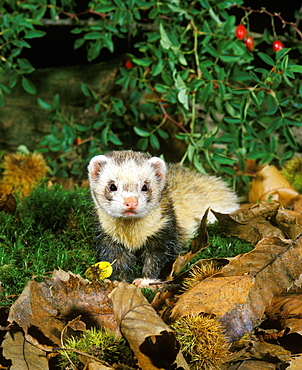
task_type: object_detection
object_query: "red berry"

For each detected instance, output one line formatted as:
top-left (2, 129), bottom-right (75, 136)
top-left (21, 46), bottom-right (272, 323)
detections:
top-left (74, 138), bottom-right (82, 145)
top-left (273, 40), bottom-right (284, 52)
top-left (125, 60), bottom-right (134, 69)
top-left (235, 24), bottom-right (247, 40)
top-left (245, 36), bottom-right (254, 51)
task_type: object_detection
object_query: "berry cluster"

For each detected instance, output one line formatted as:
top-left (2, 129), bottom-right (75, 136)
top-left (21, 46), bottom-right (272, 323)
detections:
top-left (235, 24), bottom-right (284, 52)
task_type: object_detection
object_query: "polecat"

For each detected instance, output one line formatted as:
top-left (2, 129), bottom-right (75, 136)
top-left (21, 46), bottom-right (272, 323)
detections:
top-left (88, 150), bottom-right (238, 283)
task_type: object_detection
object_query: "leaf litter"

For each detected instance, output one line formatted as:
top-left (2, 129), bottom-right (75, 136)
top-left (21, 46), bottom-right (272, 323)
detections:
top-left (2, 165), bottom-right (302, 369)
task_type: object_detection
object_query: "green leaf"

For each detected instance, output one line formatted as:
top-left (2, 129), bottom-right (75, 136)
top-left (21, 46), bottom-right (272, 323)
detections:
top-left (74, 38), bottom-right (85, 50)
top-left (152, 59), bottom-right (164, 76)
top-left (157, 129), bottom-right (169, 139)
top-left (275, 48), bottom-right (290, 61)
top-left (200, 0), bottom-right (210, 8)
top-left (84, 32), bottom-right (102, 40)
top-left (76, 124), bottom-right (90, 132)
top-left (150, 134), bottom-right (160, 150)
top-left (260, 153), bottom-right (275, 164)
top-left (12, 40), bottom-right (31, 48)
top-left (177, 89), bottom-right (189, 110)
top-left (37, 98), bottom-right (52, 110)
top-left (24, 30), bottom-right (46, 39)
top-left (137, 137), bottom-right (149, 151)
top-left (132, 58), bottom-right (153, 67)
top-left (290, 65), bottom-right (302, 73)
top-left (212, 153), bottom-right (236, 165)
top-left (199, 65), bottom-right (212, 80)
top-left (269, 135), bottom-right (278, 153)
top-left (283, 126), bottom-right (297, 149)
top-left (21, 77), bottom-right (37, 94)
top-left (159, 22), bottom-right (173, 49)
top-left (281, 54), bottom-right (288, 70)
top-left (258, 52), bottom-right (275, 67)
top-left (264, 105), bottom-right (278, 116)
top-left (81, 83), bottom-right (92, 97)
top-left (133, 126), bottom-right (151, 137)
top-left (240, 97), bottom-right (249, 123)
top-left (201, 82), bottom-right (213, 103)
top-left (154, 83), bottom-right (168, 93)
top-left (93, 121), bottom-right (105, 129)
top-left (108, 131), bottom-right (123, 146)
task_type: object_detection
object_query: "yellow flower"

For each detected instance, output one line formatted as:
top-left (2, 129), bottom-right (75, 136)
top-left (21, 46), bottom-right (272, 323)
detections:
top-left (85, 261), bottom-right (113, 280)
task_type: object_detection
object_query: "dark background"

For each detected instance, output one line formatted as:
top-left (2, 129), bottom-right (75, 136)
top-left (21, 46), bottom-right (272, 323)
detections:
top-left (20, 0), bottom-right (302, 69)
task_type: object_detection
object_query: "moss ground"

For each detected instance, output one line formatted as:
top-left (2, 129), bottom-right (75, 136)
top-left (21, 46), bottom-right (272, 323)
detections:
top-left (0, 185), bottom-right (96, 305)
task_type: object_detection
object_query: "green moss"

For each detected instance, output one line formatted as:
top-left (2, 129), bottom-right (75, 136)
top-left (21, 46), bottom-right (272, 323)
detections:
top-left (58, 327), bottom-right (133, 369)
top-left (0, 185), bottom-right (96, 305)
top-left (281, 157), bottom-right (302, 193)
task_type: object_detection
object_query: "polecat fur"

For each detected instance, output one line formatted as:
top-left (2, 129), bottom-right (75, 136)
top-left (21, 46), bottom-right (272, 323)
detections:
top-left (88, 150), bottom-right (238, 283)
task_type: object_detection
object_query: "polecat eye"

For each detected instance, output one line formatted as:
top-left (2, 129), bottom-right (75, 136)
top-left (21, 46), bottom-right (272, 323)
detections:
top-left (109, 183), bottom-right (117, 191)
top-left (141, 184), bottom-right (149, 192)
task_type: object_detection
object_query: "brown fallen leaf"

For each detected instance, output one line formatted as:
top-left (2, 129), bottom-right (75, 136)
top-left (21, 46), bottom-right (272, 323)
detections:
top-left (249, 164), bottom-right (300, 206)
top-left (171, 235), bottom-right (302, 342)
top-left (7, 269), bottom-right (118, 347)
top-left (266, 291), bottom-right (302, 337)
top-left (227, 360), bottom-right (277, 369)
top-left (271, 209), bottom-right (302, 239)
top-left (213, 202), bottom-right (285, 244)
top-left (229, 332), bottom-right (292, 367)
top-left (109, 282), bottom-right (189, 370)
top-left (294, 195), bottom-right (302, 214)
top-left (287, 355), bottom-right (302, 369)
top-left (2, 330), bottom-right (49, 369)
top-left (0, 191), bottom-right (16, 214)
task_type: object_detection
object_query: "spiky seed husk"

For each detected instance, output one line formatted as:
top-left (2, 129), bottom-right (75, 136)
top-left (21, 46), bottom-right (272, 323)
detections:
top-left (172, 314), bottom-right (230, 370)
top-left (182, 262), bottom-right (221, 291)
top-left (2, 152), bottom-right (47, 197)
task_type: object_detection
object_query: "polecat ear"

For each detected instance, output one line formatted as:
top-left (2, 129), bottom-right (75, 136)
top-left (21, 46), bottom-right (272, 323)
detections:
top-left (88, 155), bottom-right (108, 180)
top-left (148, 157), bottom-right (167, 180)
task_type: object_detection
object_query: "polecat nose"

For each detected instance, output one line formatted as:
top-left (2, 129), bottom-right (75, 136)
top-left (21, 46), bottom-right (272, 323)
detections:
top-left (124, 196), bottom-right (138, 210)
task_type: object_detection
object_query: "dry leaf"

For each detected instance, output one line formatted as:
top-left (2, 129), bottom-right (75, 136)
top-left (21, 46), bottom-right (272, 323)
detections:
top-left (294, 195), bottom-right (302, 214)
top-left (7, 269), bottom-right (118, 347)
top-left (287, 355), bottom-right (302, 369)
top-left (0, 191), bottom-right (16, 214)
top-left (266, 291), bottom-right (302, 336)
top-left (86, 361), bottom-right (114, 370)
top-left (213, 202), bottom-right (285, 244)
top-left (229, 336), bottom-right (291, 368)
top-left (109, 282), bottom-right (189, 370)
top-left (272, 210), bottom-right (302, 239)
top-left (171, 235), bottom-right (302, 342)
top-left (228, 360), bottom-right (277, 369)
top-left (249, 165), bottom-right (300, 206)
top-left (2, 330), bottom-right (48, 370)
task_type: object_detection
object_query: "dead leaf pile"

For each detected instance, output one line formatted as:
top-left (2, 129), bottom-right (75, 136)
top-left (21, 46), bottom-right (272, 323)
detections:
top-left (213, 201), bottom-right (302, 244)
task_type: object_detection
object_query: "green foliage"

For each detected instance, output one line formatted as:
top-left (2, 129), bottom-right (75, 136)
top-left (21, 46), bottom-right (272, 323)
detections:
top-left (1, 1), bottom-right (302, 185)
top-left (0, 185), bottom-right (96, 304)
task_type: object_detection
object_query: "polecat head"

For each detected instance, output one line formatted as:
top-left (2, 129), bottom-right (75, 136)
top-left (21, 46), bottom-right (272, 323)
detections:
top-left (88, 151), bottom-right (167, 219)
